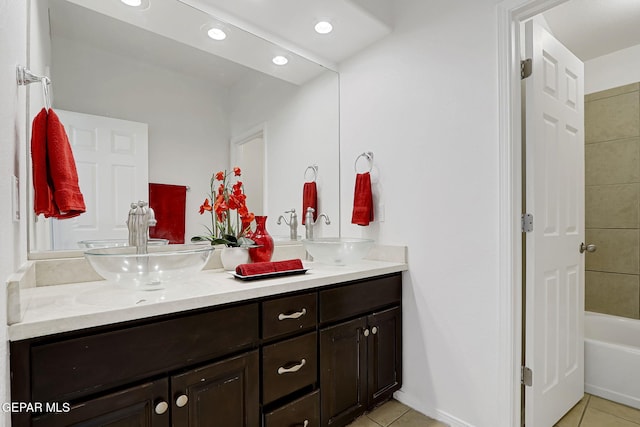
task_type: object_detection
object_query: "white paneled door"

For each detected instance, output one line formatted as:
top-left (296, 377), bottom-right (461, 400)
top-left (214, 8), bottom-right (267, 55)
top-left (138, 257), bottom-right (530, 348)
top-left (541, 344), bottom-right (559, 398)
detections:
top-left (524, 19), bottom-right (585, 427)
top-left (51, 110), bottom-right (148, 250)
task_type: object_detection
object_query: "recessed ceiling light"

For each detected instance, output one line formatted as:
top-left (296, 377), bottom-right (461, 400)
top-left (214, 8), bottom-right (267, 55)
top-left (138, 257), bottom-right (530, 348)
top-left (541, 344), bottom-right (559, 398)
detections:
top-left (314, 21), bottom-right (333, 34)
top-left (207, 28), bottom-right (227, 41)
top-left (272, 55), bottom-right (288, 66)
top-left (121, 0), bottom-right (142, 6)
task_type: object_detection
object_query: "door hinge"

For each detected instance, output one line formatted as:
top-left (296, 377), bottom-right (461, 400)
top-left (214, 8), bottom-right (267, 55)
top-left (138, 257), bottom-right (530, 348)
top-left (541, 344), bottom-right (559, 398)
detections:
top-left (521, 366), bottom-right (533, 387)
top-left (521, 58), bottom-right (532, 79)
top-left (521, 213), bottom-right (533, 233)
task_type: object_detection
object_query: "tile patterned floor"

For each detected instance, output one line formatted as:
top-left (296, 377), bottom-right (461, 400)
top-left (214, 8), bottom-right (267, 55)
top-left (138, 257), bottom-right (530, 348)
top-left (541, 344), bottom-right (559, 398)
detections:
top-left (556, 394), bottom-right (640, 427)
top-left (347, 394), bottom-right (640, 427)
top-left (346, 400), bottom-right (447, 427)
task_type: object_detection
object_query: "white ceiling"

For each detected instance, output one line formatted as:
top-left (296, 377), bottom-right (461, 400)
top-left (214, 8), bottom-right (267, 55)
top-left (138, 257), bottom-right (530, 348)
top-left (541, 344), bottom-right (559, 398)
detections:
top-left (181, 0), bottom-right (393, 65)
top-left (543, 0), bottom-right (640, 60)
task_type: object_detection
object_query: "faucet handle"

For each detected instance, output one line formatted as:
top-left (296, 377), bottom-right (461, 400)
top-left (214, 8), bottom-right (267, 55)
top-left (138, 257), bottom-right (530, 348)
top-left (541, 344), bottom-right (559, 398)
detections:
top-left (148, 207), bottom-right (157, 227)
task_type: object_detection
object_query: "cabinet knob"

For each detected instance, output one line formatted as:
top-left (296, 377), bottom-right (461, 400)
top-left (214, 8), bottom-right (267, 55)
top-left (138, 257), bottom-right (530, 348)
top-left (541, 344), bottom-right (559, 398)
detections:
top-left (154, 401), bottom-right (168, 415)
top-left (278, 308), bottom-right (307, 321)
top-left (363, 328), bottom-right (370, 337)
top-left (371, 326), bottom-right (378, 335)
top-left (277, 358), bottom-right (306, 375)
top-left (302, 420), bottom-right (309, 427)
top-left (175, 394), bottom-right (189, 408)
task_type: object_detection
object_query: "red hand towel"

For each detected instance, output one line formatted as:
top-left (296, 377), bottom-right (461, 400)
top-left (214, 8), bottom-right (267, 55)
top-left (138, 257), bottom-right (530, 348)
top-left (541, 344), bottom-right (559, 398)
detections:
top-left (235, 259), bottom-right (304, 276)
top-left (149, 183), bottom-right (187, 244)
top-left (31, 108), bottom-right (55, 217)
top-left (46, 109), bottom-right (86, 219)
top-left (273, 259), bottom-right (304, 272)
top-left (302, 182), bottom-right (317, 225)
top-left (236, 262), bottom-right (276, 276)
top-left (351, 172), bottom-right (374, 226)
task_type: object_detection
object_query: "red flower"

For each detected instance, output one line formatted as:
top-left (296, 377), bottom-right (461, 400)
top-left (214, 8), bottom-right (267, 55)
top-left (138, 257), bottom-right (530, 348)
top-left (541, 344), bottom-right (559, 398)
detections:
top-left (217, 184), bottom-right (224, 196)
top-left (199, 198), bottom-right (212, 214)
top-left (233, 167), bottom-right (241, 176)
top-left (215, 171), bottom-right (224, 181)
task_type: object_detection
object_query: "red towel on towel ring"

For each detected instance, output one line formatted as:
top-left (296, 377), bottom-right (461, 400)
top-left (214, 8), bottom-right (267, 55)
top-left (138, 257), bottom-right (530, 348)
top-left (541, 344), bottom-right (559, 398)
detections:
top-left (46, 109), bottom-right (86, 219)
top-left (351, 172), bottom-right (374, 226)
top-left (149, 183), bottom-right (187, 244)
top-left (31, 108), bottom-right (55, 217)
top-left (302, 181), bottom-right (317, 225)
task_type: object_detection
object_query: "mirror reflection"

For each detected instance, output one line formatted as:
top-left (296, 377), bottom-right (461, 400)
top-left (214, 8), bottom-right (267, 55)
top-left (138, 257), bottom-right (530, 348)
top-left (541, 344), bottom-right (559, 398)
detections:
top-left (28, 0), bottom-right (339, 254)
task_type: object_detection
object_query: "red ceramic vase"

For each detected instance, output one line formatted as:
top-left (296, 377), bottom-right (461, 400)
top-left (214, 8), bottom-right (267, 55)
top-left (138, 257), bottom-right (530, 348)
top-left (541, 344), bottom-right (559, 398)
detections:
top-left (249, 215), bottom-right (274, 262)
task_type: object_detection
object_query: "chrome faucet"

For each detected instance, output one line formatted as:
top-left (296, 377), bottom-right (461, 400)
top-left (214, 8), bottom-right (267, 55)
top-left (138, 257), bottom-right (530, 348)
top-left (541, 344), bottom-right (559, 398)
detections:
top-left (304, 207), bottom-right (330, 240)
top-left (127, 201), bottom-right (157, 254)
top-left (277, 208), bottom-right (298, 240)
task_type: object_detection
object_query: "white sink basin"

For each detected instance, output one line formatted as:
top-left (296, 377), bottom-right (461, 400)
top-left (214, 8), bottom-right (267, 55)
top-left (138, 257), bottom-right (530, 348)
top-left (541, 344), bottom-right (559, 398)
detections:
top-left (84, 244), bottom-right (214, 290)
top-left (302, 238), bottom-right (374, 265)
top-left (78, 238), bottom-right (169, 248)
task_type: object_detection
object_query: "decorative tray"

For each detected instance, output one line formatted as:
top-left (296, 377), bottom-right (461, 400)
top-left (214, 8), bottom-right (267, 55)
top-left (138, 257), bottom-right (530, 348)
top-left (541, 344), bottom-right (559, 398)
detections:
top-left (231, 269), bottom-right (308, 281)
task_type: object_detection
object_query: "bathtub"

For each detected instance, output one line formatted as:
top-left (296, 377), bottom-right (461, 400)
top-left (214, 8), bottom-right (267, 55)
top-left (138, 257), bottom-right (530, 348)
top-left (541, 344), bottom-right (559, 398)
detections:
top-left (585, 311), bottom-right (640, 409)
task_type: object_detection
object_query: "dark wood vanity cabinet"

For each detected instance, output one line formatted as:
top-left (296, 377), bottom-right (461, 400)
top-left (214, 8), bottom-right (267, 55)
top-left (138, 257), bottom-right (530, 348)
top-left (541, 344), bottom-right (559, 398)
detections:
top-left (319, 275), bottom-right (403, 427)
top-left (10, 273), bottom-right (402, 427)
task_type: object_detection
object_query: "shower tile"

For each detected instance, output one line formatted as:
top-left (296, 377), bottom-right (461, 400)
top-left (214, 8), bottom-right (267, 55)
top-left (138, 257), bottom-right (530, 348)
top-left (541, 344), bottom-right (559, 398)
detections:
top-left (585, 271), bottom-right (639, 319)
top-left (585, 229), bottom-right (639, 275)
top-left (586, 184), bottom-right (639, 229)
top-left (589, 396), bottom-right (640, 424)
top-left (586, 83), bottom-right (639, 103)
top-left (585, 92), bottom-right (639, 143)
top-left (585, 138), bottom-right (640, 186)
top-left (580, 406), bottom-right (640, 427)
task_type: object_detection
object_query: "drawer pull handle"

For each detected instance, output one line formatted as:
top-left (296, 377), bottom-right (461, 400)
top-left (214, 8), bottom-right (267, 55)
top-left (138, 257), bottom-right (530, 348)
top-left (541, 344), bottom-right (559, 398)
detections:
top-left (175, 394), bottom-right (189, 408)
top-left (278, 358), bottom-right (306, 374)
top-left (278, 308), bottom-right (307, 321)
top-left (154, 401), bottom-right (168, 415)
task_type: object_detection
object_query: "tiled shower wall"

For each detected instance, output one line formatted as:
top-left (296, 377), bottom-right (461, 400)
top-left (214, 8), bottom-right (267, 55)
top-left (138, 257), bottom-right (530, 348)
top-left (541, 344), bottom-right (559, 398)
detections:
top-left (585, 83), bottom-right (640, 319)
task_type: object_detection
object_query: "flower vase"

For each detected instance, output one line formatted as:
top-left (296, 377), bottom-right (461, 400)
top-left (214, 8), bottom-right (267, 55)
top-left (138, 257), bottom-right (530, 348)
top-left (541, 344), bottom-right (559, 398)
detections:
top-left (249, 216), bottom-right (274, 263)
top-left (220, 246), bottom-right (250, 271)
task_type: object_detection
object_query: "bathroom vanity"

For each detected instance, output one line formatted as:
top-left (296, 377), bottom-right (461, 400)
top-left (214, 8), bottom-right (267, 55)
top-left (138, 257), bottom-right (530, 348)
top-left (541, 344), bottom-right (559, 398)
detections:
top-left (9, 259), bottom-right (405, 427)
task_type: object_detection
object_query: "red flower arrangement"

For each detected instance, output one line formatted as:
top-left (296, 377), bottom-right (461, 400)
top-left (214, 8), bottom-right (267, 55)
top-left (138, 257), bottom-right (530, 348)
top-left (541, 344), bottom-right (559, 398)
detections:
top-left (192, 167), bottom-right (255, 247)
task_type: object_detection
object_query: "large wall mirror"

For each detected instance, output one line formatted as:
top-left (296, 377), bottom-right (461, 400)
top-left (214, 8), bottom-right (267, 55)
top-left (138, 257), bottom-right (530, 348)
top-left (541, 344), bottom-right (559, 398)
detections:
top-left (28, 0), bottom-right (339, 255)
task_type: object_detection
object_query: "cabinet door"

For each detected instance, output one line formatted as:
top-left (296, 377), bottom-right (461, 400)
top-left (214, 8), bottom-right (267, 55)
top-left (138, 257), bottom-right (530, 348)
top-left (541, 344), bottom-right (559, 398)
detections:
top-left (171, 350), bottom-right (259, 427)
top-left (367, 306), bottom-right (402, 408)
top-left (32, 378), bottom-right (169, 427)
top-left (320, 317), bottom-right (368, 427)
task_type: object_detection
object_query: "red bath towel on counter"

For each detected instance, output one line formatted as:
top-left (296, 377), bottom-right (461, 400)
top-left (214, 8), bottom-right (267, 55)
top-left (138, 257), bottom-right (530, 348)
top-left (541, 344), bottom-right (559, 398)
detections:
top-left (46, 109), bottom-right (86, 218)
top-left (31, 108), bottom-right (55, 217)
top-left (302, 181), bottom-right (317, 225)
top-left (351, 172), bottom-right (374, 226)
top-left (149, 183), bottom-right (187, 244)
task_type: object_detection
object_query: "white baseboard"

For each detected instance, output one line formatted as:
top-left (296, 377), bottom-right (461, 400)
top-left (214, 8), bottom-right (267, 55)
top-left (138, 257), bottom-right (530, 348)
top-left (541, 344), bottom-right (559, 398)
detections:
top-left (393, 390), bottom-right (475, 427)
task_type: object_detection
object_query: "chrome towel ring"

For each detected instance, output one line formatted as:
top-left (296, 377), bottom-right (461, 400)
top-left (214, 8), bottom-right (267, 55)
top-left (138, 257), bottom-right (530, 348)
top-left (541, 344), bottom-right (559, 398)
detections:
top-left (304, 165), bottom-right (318, 182)
top-left (354, 152), bottom-right (374, 173)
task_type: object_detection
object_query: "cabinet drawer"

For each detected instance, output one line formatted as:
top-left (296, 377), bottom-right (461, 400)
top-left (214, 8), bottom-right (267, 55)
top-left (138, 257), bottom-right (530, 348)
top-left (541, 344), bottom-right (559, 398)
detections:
top-left (30, 303), bottom-right (259, 402)
top-left (263, 292), bottom-right (317, 340)
top-left (262, 332), bottom-right (317, 404)
top-left (320, 274), bottom-right (401, 324)
top-left (264, 390), bottom-right (319, 427)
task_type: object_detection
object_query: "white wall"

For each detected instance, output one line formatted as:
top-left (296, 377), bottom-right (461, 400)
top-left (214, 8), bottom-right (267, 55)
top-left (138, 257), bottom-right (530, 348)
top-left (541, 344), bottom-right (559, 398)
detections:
top-left (229, 71), bottom-right (340, 238)
top-left (585, 43), bottom-right (640, 94)
top-left (339, 1), bottom-right (501, 425)
top-left (0, 0), bottom-right (28, 423)
top-left (51, 36), bottom-right (230, 243)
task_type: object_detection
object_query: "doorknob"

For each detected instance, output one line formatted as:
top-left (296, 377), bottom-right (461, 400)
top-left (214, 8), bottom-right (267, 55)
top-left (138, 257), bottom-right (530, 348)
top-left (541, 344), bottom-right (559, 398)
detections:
top-left (580, 243), bottom-right (597, 254)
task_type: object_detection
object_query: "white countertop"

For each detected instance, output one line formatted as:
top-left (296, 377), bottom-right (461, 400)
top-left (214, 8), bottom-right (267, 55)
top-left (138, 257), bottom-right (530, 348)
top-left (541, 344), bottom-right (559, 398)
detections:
top-left (9, 260), bottom-right (407, 341)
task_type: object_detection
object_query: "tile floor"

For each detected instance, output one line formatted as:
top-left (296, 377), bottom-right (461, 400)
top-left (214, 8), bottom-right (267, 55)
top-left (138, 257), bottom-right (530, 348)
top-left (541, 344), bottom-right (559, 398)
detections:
top-left (556, 394), bottom-right (640, 427)
top-left (346, 400), bottom-right (447, 427)
top-left (347, 394), bottom-right (640, 427)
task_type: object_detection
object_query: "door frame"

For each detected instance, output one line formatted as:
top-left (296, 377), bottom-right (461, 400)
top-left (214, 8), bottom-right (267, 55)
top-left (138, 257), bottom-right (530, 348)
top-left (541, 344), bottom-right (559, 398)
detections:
top-left (497, 0), bottom-right (570, 426)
